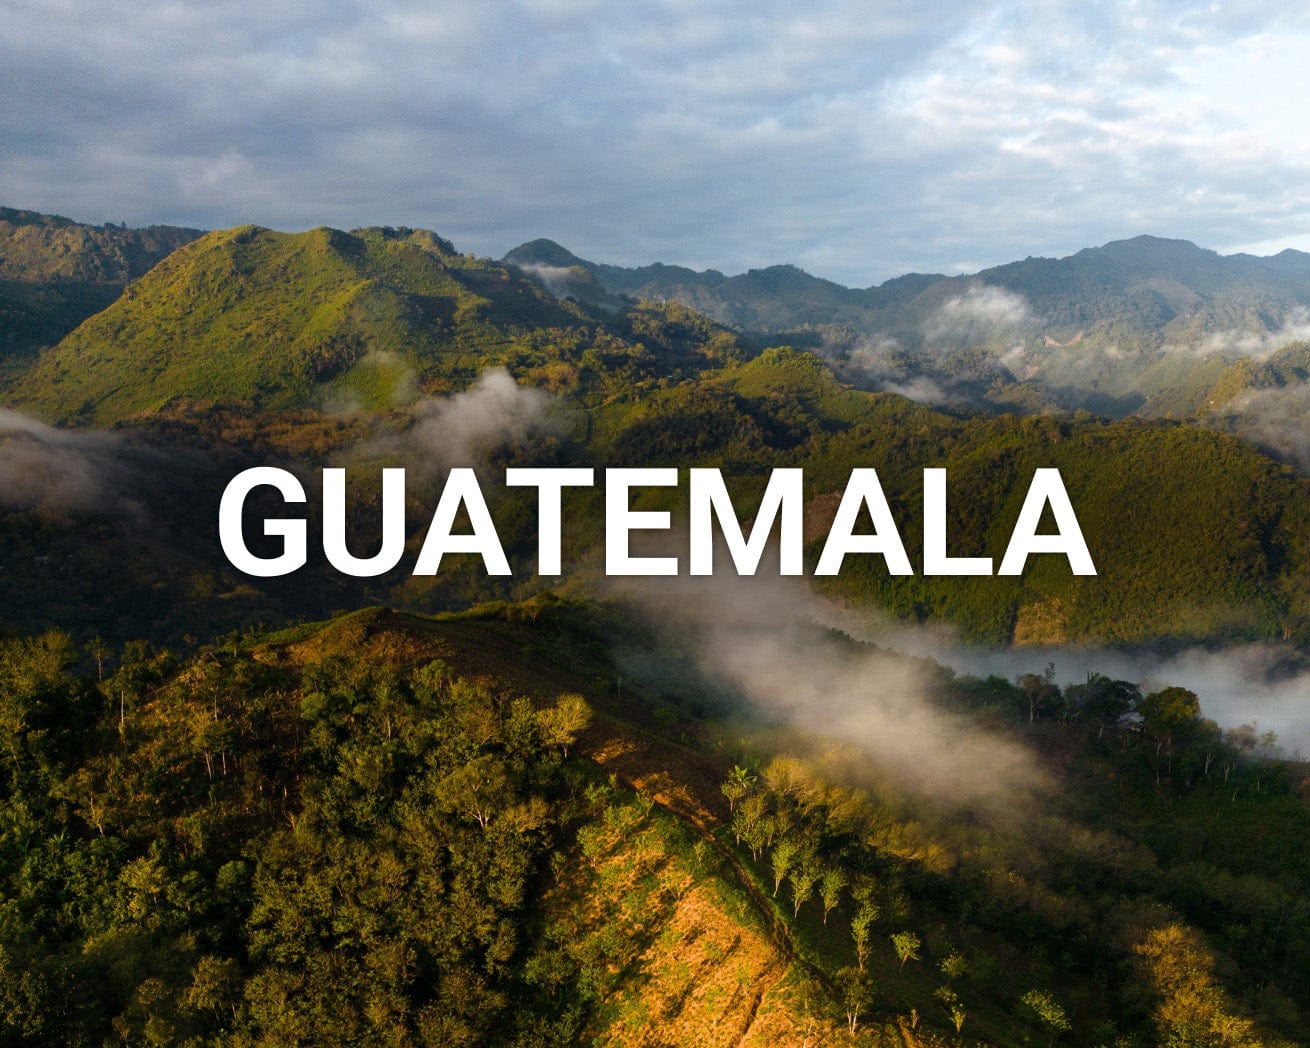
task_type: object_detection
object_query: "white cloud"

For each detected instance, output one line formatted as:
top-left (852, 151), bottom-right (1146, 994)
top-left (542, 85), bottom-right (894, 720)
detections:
top-left (1213, 384), bottom-right (1310, 472)
top-left (925, 284), bottom-right (1033, 343)
top-left (1190, 307), bottom-right (1310, 358)
top-left (5, 2), bottom-right (1310, 283)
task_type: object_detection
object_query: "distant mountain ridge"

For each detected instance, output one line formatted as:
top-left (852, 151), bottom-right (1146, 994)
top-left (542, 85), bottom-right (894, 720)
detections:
top-left (0, 207), bottom-right (202, 359)
top-left (7, 202), bottom-right (1310, 451)
top-left (504, 233), bottom-right (1310, 333)
top-left (504, 237), bottom-right (891, 331)
top-left (504, 234), bottom-right (1310, 423)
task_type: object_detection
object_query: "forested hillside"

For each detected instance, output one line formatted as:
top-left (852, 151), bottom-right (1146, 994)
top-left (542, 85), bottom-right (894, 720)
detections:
top-left (1, 600), bottom-right (1306, 1046)
top-left (3, 209), bottom-right (1310, 1046)
top-left (580, 348), bottom-right (1310, 646)
top-left (5, 224), bottom-right (744, 424)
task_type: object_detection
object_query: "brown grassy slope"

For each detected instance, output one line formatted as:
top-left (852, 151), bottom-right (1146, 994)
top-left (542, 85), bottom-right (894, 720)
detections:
top-left (253, 604), bottom-right (890, 1046)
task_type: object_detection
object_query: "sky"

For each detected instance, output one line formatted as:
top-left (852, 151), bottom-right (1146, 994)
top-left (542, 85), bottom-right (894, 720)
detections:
top-left (5, 1), bottom-right (1310, 285)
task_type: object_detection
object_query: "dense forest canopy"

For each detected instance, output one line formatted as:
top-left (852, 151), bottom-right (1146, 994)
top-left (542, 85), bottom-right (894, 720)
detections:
top-left (0, 603), bottom-right (1306, 1045)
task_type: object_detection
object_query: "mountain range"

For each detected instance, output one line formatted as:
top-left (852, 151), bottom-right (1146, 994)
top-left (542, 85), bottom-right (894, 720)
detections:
top-left (3, 208), bottom-right (1310, 651)
top-left (3, 208), bottom-right (1310, 1046)
top-left (505, 233), bottom-right (1310, 342)
top-left (505, 233), bottom-right (1310, 428)
top-left (0, 207), bottom-right (201, 366)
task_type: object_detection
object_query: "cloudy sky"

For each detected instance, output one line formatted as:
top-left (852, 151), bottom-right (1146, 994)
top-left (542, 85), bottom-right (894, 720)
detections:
top-left (5, 0), bottom-right (1310, 284)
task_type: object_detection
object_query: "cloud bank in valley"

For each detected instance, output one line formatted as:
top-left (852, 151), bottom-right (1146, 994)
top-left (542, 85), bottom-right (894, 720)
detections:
top-left (515, 263), bottom-right (581, 299)
top-left (613, 560), bottom-right (1310, 791)
top-left (829, 606), bottom-right (1310, 757)
top-left (924, 285), bottom-right (1033, 345)
top-left (410, 368), bottom-right (553, 468)
top-left (1195, 306), bottom-right (1310, 359)
top-left (1213, 384), bottom-right (1310, 471)
top-left (0, 409), bottom-right (144, 517)
top-left (833, 336), bottom-right (955, 407)
top-left (613, 570), bottom-right (1049, 811)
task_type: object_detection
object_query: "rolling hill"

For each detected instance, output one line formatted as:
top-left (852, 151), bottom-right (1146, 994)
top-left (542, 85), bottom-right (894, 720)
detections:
top-left (6, 223), bottom-right (747, 425)
top-left (572, 348), bottom-right (1310, 647)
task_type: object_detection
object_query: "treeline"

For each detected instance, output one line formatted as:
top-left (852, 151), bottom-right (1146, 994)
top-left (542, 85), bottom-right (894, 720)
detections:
top-left (716, 663), bottom-right (1309, 1045)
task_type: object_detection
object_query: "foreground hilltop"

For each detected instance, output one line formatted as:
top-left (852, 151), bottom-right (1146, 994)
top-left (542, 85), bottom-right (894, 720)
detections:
top-left (2, 598), bottom-right (1307, 1046)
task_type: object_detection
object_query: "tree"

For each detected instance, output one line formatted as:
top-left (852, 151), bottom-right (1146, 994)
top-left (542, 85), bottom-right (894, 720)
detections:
top-left (1133, 924), bottom-right (1258, 1048)
top-left (1138, 686), bottom-right (1200, 745)
top-left (1017, 664), bottom-right (1062, 724)
top-left (819, 866), bottom-right (847, 925)
top-left (189, 705), bottom-right (235, 780)
top-left (536, 693), bottom-right (591, 758)
top-left (940, 951), bottom-right (968, 981)
top-left (186, 956), bottom-right (241, 1023)
top-left (1020, 990), bottom-right (1071, 1044)
top-left (936, 986), bottom-right (967, 1034)
top-left (720, 764), bottom-right (755, 813)
top-left (87, 635), bottom-right (112, 681)
top-left (1225, 722), bottom-right (1280, 760)
top-left (851, 880), bottom-right (881, 970)
top-left (891, 931), bottom-right (921, 968)
top-left (1184, 717), bottom-right (1224, 782)
top-left (433, 754), bottom-right (512, 829)
top-left (1064, 673), bottom-right (1139, 736)
top-left (0, 631), bottom-right (78, 784)
top-left (1138, 686), bottom-right (1201, 778)
top-left (770, 838), bottom-right (798, 898)
top-left (733, 793), bottom-right (769, 859)
top-left (835, 967), bottom-right (873, 1036)
top-left (788, 852), bottom-right (820, 918)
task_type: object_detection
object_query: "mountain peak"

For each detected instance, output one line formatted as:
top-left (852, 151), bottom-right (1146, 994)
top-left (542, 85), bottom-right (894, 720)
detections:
top-left (1080, 234), bottom-right (1218, 269)
top-left (504, 238), bottom-right (589, 269)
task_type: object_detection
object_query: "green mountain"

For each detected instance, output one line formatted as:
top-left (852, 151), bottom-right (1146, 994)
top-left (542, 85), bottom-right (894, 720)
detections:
top-left (0, 208), bottom-right (201, 362)
top-left (504, 235), bottom-right (1310, 421)
top-left (7, 224), bottom-right (745, 425)
top-left (0, 218), bottom-right (1308, 649)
